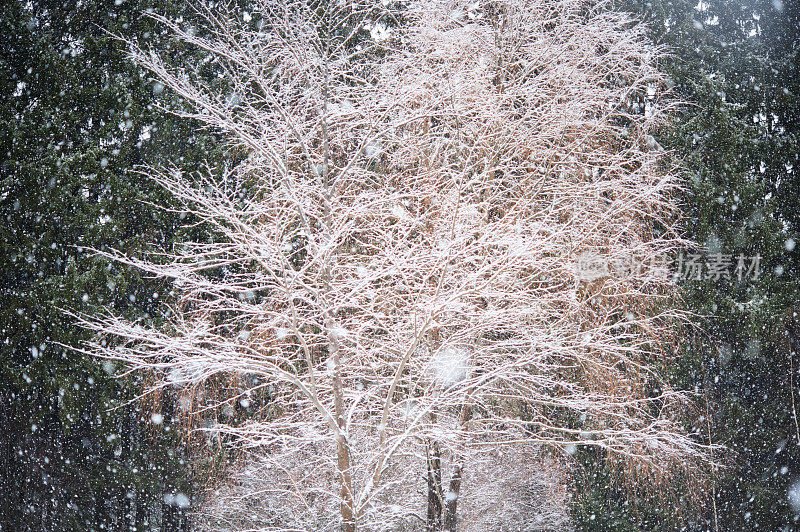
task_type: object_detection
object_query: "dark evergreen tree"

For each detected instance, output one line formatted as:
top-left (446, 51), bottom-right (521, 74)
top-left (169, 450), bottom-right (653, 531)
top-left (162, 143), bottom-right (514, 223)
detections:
top-left (0, 0), bottom-right (221, 529)
top-left (571, 0), bottom-right (800, 529)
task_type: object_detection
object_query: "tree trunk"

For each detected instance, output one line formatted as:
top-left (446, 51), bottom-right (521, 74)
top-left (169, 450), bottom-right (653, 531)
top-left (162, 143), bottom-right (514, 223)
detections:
top-left (443, 462), bottom-right (464, 532)
top-left (426, 441), bottom-right (443, 531)
top-left (329, 317), bottom-right (356, 532)
top-left (337, 433), bottom-right (356, 532)
top-left (443, 405), bottom-right (473, 531)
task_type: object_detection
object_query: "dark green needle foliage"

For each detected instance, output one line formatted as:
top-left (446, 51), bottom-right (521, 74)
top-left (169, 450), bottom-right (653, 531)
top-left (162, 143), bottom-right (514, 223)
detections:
top-left (571, 0), bottom-right (800, 529)
top-left (0, 0), bottom-right (224, 529)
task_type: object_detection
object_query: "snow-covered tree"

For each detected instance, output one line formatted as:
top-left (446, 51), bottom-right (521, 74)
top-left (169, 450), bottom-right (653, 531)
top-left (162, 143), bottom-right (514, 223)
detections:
top-left (77, 0), bottom-right (711, 528)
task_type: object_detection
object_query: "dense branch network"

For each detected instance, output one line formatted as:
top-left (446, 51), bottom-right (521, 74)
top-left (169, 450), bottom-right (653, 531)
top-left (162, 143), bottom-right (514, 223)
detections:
top-left (78, 0), bottom-right (711, 529)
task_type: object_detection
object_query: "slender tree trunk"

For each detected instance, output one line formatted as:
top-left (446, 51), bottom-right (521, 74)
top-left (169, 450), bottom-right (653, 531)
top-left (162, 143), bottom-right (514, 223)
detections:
top-left (329, 316), bottom-right (356, 531)
top-left (318, 10), bottom-right (356, 523)
top-left (443, 461), bottom-right (463, 532)
top-left (443, 405), bottom-right (473, 531)
top-left (426, 440), bottom-right (443, 531)
top-left (330, 320), bottom-right (354, 530)
top-left (337, 432), bottom-right (356, 532)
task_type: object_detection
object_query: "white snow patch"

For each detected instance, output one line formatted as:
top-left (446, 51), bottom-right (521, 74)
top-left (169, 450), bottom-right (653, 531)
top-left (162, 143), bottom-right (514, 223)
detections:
top-left (329, 325), bottom-right (347, 340)
top-left (369, 23), bottom-right (391, 42)
top-left (391, 204), bottom-right (407, 219)
top-left (431, 347), bottom-right (470, 385)
top-left (364, 140), bottom-right (382, 157)
top-left (102, 360), bottom-right (116, 374)
top-left (163, 492), bottom-right (190, 509)
top-left (789, 480), bottom-right (800, 513)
